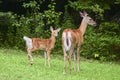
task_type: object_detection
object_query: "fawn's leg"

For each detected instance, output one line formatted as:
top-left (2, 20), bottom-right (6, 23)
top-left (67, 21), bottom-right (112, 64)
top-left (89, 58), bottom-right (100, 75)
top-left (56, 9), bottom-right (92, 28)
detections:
top-left (47, 50), bottom-right (51, 67)
top-left (27, 48), bottom-right (34, 65)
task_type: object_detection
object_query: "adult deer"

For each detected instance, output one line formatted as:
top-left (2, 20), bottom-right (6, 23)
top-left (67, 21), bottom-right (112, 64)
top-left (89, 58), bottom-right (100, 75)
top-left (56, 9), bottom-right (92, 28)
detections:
top-left (23, 26), bottom-right (61, 67)
top-left (62, 11), bottom-right (97, 74)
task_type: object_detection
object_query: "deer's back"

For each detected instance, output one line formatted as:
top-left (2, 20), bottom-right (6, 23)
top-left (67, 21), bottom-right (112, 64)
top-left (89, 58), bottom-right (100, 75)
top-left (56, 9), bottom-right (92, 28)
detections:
top-left (63, 28), bottom-right (83, 45)
top-left (32, 38), bottom-right (52, 50)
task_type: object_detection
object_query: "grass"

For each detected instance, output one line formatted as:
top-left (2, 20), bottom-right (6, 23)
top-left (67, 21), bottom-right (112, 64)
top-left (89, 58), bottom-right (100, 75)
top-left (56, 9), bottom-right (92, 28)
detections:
top-left (0, 48), bottom-right (120, 80)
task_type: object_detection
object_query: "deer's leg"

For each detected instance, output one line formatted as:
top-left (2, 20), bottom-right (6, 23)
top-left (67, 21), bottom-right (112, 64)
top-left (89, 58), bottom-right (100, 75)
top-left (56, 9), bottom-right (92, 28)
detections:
top-left (63, 46), bottom-right (67, 75)
top-left (44, 51), bottom-right (47, 66)
top-left (68, 47), bottom-right (74, 74)
top-left (27, 49), bottom-right (34, 65)
top-left (77, 46), bottom-right (81, 72)
top-left (47, 50), bottom-right (51, 67)
top-left (73, 49), bottom-right (77, 71)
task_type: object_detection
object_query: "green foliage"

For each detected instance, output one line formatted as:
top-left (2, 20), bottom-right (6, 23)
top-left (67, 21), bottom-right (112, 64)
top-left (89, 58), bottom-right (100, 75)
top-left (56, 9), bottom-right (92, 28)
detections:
top-left (0, 12), bottom-right (17, 47)
top-left (115, 0), bottom-right (120, 4)
top-left (68, 0), bottom-right (104, 19)
top-left (99, 22), bottom-right (120, 35)
top-left (43, 0), bottom-right (62, 26)
top-left (82, 22), bottom-right (120, 61)
top-left (62, 6), bottom-right (76, 30)
top-left (23, 1), bottom-right (40, 11)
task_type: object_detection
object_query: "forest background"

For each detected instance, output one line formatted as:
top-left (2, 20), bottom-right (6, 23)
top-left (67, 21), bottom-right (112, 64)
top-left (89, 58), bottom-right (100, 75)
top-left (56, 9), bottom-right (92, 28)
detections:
top-left (0, 0), bottom-right (120, 61)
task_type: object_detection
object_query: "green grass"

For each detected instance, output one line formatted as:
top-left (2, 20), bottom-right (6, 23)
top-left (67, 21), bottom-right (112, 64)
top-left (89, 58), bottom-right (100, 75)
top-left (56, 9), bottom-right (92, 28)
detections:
top-left (0, 49), bottom-right (120, 80)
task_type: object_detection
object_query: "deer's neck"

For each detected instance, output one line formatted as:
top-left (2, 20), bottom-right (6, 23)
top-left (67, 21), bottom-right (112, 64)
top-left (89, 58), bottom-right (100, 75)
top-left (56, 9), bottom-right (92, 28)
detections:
top-left (50, 35), bottom-right (56, 48)
top-left (79, 18), bottom-right (87, 36)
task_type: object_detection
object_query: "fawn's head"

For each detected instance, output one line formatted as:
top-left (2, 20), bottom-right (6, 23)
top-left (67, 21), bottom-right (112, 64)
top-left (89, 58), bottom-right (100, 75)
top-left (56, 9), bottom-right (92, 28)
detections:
top-left (80, 11), bottom-right (97, 26)
top-left (50, 26), bottom-right (61, 37)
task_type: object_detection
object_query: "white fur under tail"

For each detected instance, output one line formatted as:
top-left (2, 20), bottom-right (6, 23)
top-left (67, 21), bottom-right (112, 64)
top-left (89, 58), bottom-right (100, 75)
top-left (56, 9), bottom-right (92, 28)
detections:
top-left (62, 32), bottom-right (72, 51)
top-left (23, 36), bottom-right (33, 49)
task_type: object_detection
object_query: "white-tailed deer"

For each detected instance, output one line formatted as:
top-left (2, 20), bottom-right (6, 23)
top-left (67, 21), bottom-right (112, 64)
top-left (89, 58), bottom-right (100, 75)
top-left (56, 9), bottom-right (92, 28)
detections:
top-left (62, 11), bottom-right (97, 74)
top-left (23, 26), bottom-right (61, 67)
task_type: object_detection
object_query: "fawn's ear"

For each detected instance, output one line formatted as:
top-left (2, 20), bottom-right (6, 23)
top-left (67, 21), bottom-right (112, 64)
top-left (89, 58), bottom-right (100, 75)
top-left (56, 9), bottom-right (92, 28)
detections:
top-left (57, 28), bottom-right (61, 32)
top-left (50, 26), bottom-right (53, 32)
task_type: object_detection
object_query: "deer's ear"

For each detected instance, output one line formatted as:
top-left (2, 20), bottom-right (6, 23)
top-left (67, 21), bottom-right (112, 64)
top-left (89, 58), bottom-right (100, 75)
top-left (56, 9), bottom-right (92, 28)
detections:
top-left (83, 11), bottom-right (88, 16)
top-left (57, 28), bottom-right (61, 32)
top-left (50, 26), bottom-right (53, 32)
top-left (79, 11), bottom-right (84, 17)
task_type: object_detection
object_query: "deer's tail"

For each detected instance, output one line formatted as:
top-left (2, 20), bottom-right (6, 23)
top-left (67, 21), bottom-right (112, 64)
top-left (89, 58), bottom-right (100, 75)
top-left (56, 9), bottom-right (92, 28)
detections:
top-left (23, 36), bottom-right (33, 49)
top-left (62, 31), bottom-right (72, 51)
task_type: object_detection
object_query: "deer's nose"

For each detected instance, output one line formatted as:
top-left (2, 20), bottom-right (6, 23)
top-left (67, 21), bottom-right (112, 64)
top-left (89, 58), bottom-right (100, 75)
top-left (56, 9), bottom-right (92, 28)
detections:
top-left (93, 22), bottom-right (97, 26)
top-left (94, 23), bottom-right (97, 26)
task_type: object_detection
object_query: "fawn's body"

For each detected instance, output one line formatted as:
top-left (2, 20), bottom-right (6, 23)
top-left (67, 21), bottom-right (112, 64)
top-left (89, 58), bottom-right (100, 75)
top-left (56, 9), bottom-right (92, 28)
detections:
top-left (23, 27), bottom-right (61, 67)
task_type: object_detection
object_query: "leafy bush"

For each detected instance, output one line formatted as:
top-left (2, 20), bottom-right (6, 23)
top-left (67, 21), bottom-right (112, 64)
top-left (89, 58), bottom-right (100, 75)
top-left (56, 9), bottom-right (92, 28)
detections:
top-left (0, 12), bottom-right (16, 47)
top-left (81, 22), bottom-right (120, 61)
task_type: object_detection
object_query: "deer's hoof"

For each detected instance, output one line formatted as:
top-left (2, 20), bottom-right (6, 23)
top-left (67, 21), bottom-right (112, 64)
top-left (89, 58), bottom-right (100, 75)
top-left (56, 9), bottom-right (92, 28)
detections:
top-left (30, 61), bottom-right (34, 65)
top-left (63, 71), bottom-right (66, 75)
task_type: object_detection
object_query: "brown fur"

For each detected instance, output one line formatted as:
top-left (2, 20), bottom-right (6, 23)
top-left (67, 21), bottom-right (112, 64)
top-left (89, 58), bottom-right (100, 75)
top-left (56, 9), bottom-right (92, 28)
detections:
top-left (31, 37), bottom-right (55, 51)
top-left (62, 11), bottom-right (96, 74)
top-left (25, 27), bottom-right (61, 67)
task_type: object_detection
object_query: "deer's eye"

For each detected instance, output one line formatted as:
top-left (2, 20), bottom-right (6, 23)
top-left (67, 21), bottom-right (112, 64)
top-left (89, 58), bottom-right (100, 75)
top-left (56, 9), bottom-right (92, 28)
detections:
top-left (89, 18), bottom-right (92, 20)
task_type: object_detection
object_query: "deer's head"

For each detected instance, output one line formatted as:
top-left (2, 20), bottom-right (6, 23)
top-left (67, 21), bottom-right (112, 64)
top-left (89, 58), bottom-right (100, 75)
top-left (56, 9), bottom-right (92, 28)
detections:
top-left (50, 26), bottom-right (61, 37)
top-left (80, 11), bottom-right (97, 26)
